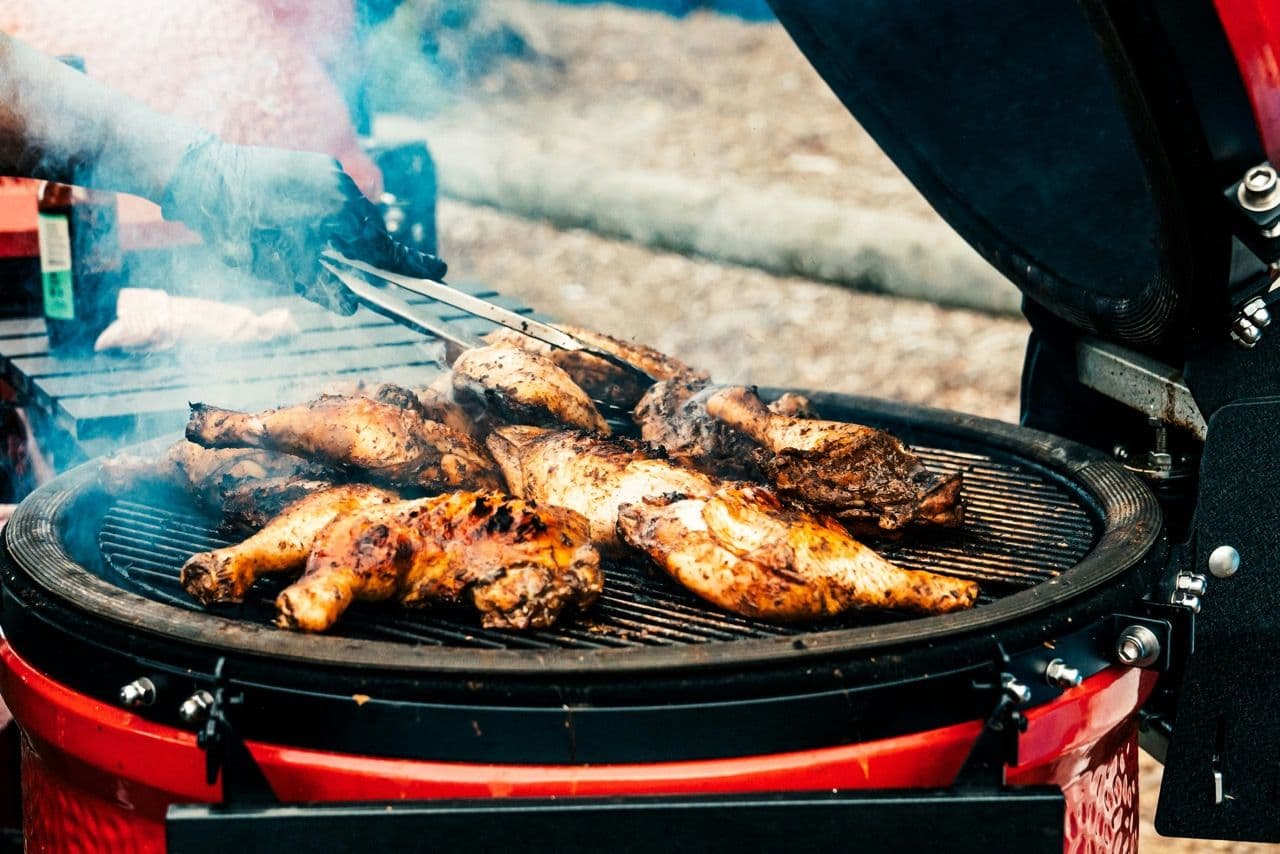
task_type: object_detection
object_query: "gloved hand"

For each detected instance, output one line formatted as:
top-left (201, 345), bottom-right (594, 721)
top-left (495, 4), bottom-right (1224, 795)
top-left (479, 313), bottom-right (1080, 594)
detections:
top-left (160, 135), bottom-right (447, 314)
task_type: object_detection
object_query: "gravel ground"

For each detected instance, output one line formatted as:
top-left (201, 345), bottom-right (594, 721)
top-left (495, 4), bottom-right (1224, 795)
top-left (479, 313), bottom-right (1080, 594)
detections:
top-left (417, 3), bottom-right (1280, 849)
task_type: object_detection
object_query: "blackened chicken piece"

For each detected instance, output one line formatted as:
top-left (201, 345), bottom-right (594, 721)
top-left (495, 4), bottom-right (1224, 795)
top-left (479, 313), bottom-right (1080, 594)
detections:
top-left (276, 491), bottom-right (602, 632)
top-left (634, 374), bottom-right (761, 478)
top-left (705, 386), bottom-right (963, 535)
top-left (634, 378), bottom-right (821, 480)
top-left (99, 440), bottom-right (332, 521)
top-left (185, 393), bottom-right (500, 491)
top-left (452, 343), bottom-right (610, 434)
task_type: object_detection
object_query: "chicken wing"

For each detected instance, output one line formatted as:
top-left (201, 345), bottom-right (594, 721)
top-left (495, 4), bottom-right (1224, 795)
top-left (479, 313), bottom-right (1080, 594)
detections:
top-left (618, 484), bottom-right (977, 619)
top-left (705, 386), bottom-right (963, 535)
top-left (486, 325), bottom-right (702, 409)
top-left (453, 343), bottom-right (610, 434)
top-left (276, 491), bottom-right (602, 632)
top-left (485, 425), bottom-right (714, 550)
top-left (181, 484), bottom-right (399, 605)
top-left (186, 392), bottom-right (500, 491)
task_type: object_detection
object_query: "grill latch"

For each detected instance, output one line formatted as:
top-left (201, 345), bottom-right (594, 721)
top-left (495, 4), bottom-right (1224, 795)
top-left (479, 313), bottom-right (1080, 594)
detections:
top-left (194, 657), bottom-right (277, 807)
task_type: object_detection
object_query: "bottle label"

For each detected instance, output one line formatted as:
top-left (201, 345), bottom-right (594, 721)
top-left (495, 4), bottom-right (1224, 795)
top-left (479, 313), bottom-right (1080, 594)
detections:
top-left (37, 212), bottom-right (74, 320)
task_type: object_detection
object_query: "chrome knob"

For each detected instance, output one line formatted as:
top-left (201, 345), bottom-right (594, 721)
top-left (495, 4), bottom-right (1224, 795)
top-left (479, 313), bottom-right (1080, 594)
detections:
top-left (1208, 545), bottom-right (1240, 579)
top-left (1044, 659), bottom-right (1083, 689)
top-left (178, 690), bottom-right (214, 725)
top-left (118, 677), bottom-right (156, 708)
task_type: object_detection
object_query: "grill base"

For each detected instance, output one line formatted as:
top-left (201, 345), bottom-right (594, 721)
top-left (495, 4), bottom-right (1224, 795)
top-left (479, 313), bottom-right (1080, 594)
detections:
top-left (0, 391), bottom-right (1162, 763)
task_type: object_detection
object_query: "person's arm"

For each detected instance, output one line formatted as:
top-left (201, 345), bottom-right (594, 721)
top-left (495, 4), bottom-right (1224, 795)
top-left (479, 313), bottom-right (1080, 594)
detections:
top-left (0, 32), bottom-right (203, 201)
top-left (0, 32), bottom-right (445, 312)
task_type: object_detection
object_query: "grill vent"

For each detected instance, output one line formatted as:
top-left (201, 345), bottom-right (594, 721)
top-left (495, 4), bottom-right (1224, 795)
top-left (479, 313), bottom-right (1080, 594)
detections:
top-left (97, 444), bottom-right (1098, 650)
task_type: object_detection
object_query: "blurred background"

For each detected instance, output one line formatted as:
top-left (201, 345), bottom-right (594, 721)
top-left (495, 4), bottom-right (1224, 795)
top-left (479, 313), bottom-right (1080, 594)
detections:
top-left (3, 1), bottom-right (1272, 849)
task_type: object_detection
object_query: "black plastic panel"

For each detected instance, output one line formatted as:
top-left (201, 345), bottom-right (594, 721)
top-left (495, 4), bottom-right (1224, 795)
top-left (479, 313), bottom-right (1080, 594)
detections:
top-left (167, 790), bottom-right (1066, 854)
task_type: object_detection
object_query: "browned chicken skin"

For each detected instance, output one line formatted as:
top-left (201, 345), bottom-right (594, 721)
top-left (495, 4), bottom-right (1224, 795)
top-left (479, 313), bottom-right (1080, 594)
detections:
top-left (486, 425), bottom-right (715, 551)
top-left (185, 391), bottom-right (500, 491)
top-left (706, 386), bottom-right (964, 535)
top-left (181, 484), bottom-right (399, 604)
top-left (486, 325), bottom-right (702, 409)
top-left (453, 343), bottom-right (610, 435)
top-left (618, 484), bottom-right (978, 619)
top-left (276, 491), bottom-right (602, 632)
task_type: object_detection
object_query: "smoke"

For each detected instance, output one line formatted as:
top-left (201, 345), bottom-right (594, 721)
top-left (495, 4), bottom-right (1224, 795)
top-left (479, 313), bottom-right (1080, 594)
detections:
top-left (0, 0), bottom-right (516, 472)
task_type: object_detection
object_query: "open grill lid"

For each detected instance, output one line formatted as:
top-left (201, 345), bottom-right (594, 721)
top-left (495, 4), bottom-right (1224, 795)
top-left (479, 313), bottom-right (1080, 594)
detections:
top-left (767, 0), bottom-right (1268, 354)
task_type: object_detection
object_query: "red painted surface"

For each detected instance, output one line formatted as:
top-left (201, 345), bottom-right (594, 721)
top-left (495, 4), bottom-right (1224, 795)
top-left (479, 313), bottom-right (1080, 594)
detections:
top-left (1215, 0), bottom-right (1280, 165)
top-left (0, 640), bottom-right (1155, 852)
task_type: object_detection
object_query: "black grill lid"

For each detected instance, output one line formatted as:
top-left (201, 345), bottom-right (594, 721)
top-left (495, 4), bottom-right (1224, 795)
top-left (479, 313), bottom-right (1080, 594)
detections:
top-left (768, 0), bottom-right (1264, 351)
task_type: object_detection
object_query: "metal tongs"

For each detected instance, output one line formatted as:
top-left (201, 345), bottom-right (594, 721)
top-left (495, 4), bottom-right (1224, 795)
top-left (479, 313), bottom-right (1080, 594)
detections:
top-left (318, 250), bottom-right (655, 414)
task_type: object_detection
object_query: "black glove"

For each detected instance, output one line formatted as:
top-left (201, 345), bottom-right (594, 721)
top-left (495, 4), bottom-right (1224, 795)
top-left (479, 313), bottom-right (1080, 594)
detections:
top-left (160, 135), bottom-right (447, 314)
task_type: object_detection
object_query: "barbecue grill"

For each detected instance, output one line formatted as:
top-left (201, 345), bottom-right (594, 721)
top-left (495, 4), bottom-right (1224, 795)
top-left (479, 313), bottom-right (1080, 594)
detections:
top-left (3, 0), bottom-right (1280, 850)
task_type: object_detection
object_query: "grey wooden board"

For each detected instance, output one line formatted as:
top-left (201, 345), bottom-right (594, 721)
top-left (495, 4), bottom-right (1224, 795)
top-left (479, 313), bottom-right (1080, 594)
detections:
top-left (0, 281), bottom-right (549, 455)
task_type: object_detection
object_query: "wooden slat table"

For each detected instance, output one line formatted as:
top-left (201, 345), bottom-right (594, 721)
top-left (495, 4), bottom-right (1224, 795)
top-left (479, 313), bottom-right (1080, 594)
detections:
top-left (0, 283), bottom-right (538, 467)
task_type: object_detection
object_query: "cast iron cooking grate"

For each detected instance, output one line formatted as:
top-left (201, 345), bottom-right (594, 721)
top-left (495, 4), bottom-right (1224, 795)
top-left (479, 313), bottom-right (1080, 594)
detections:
top-left (95, 443), bottom-right (1099, 649)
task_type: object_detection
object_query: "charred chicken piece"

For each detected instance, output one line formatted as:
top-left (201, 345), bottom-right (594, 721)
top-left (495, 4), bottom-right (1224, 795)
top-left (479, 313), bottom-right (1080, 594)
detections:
top-left (618, 484), bottom-right (978, 620)
top-left (99, 441), bottom-right (332, 518)
top-left (485, 425), bottom-right (715, 551)
top-left (181, 484), bottom-right (399, 605)
top-left (218, 476), bottom-right (338, 530)
top-left (635, 378), bottom-right (821, 479)
top-left (185, 392), bottom-right (500, 491)
top-left (453, 343), bottom-right (610, 435)
top-left (634, 375), bottom-right (762, 478)
top-left (705, 387), bottom-right (963, 535)
top-left (485, 325), bottom-right (702, 409)
top-left (276, 491), bottom-right (603, 632)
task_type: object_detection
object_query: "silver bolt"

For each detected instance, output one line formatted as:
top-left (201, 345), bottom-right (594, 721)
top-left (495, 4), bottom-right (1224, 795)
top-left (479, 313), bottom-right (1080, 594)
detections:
top-left (1003, 677), bottom-right (1031, 704)
top-left (1172, 592), bottom-right (1202, 613)
top-left (118, 677), bottom-right (156, 708)
top-left (178, 690), bottom-right (214, 725)
top-left (1237, 164), bottom-right (1280, 212)
top-left (1245, 298), bottom-right (1273, 328)
top-left (1116, 625), bottom-right (1161, 668)
top-left (1044, 659), bottom-right (1083, 689)
top-left (1208, 545), bottom-right (1240, 578)
top-left (1246, 165), bottom-right (1278, 195)
top-left (1175, 573), bottom-right (1208, 596)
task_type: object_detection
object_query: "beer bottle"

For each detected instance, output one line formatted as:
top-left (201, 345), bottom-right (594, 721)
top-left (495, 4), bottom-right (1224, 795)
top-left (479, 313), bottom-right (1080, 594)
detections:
top-left (36, 55), bottom-right (123, 354)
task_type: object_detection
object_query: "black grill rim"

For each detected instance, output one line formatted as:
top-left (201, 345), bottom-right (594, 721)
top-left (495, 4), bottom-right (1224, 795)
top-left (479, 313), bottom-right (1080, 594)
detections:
top-left (0, 391), bottom-right (1162, 679)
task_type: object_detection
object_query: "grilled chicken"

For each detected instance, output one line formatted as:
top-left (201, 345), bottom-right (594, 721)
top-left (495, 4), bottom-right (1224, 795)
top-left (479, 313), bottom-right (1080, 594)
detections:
top-left (181, 484), bottom-right (399, 604)
top-left (635, 378), bottom-right (821, 479)
top-left (618, 484), bottom-right (978, 619)
top-left (276, 491), bottom-right (602, 632)
top-left (453, 344), bottom-right (610, 434)
top-left (634, 376), bottom-right (763, 478)
top-left (486, 325), bottom-right (702, 409)
top-left (99, 440), bottom-right (333, 524)
top-left (706, 386), bottom-right (964, 535)
top-left (186, 391), bottom-right (500, 491)
top-left (218, 476), bottom-right (338, 530)
top-left (486, 425), bottom-right (715, 550)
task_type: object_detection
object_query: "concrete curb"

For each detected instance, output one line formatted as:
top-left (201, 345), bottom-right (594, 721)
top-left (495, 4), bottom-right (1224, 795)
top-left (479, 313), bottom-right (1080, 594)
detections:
top-left (377, 116), bottom-right (1022, 316)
